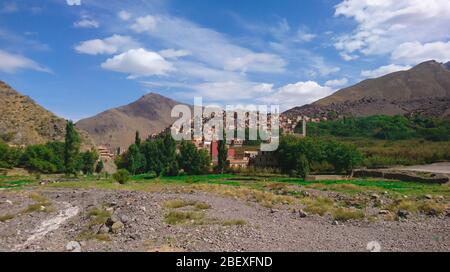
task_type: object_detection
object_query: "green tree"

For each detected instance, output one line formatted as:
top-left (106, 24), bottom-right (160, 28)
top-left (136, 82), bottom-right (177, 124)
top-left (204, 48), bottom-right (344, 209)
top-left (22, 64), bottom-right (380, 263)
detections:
top-left (95, 160), bottom-right (104, 174)
top-left (141, 140), bottom-right (164, 176)
top-left (81, 149), bottom-right (99, 175)
top-left (178, 140), bottom-right (211, 175)
top-left (125, 144), bottom-right (146, 175)
top-left (64, 121), bottom-right (81, 176)
top-left (135, 131), bottom-right (141, 147)
top-left (296, 154), bottom-right (310, 179)
top-left (217, 133), bottom-right (228, 173)
top-left (0, 140), bottom-right (22, 169)
top-left (160, 133), bottom-right (179, 176)
top-left (45, 141), bottom-right (65, 172)
top-left (20, 144), bottom-right (57, 173)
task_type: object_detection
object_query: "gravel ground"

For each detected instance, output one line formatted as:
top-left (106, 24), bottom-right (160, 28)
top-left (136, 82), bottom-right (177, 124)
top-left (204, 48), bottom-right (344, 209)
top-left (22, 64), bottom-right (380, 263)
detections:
top-left (0, 188), bottom-right (449, 252)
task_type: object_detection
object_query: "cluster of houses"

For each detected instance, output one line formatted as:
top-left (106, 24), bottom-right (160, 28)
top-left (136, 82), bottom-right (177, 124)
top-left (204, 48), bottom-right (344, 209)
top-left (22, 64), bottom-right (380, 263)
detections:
top-left (96, 115), bottom-right (324, 169)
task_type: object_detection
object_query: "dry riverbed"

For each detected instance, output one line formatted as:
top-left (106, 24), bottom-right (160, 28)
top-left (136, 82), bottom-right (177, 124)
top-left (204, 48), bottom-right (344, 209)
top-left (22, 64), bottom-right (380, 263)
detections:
top-left (0, 185), bottom-right (449, 252)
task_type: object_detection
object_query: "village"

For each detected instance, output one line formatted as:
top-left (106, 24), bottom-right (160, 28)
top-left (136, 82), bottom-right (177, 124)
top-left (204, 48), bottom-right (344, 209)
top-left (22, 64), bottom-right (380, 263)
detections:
top-left (95, 115), bottom-right (317, 171)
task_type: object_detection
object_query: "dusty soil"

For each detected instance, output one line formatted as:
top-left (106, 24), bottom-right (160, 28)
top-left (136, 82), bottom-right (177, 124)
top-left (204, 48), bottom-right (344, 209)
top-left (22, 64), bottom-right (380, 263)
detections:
top-left (0, 187), bottom-right (449, 252)
top-left (394, 162), bottom-right (450, 175)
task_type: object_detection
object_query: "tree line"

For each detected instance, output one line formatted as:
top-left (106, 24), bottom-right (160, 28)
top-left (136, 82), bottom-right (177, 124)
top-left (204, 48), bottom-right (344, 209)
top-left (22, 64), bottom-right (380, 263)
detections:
top-left (299, 115), bottom-right (450, 141)
top-left (276, 135), bottom-right (362, 178)
top-left (0, 121), bottom-right (103, 175)
top-left (115, 132), bottom-right (217, 176)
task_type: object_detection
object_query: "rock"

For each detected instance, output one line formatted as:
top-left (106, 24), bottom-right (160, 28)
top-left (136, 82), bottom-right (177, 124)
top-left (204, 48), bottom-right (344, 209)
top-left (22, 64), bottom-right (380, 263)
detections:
top-left (426, 209), bottom-right (438, 217)
top-left (379, 210), bottom-right (390, 215)
top-left (106, 214), bottom-right (120, 226)
top-left (270, 208), bottom-right (278, 213)
top-left (140, 206), bottom-right (147, 212)
top-left (332, 220), bottom-right (339, 226)
top-left (424, 195), bottom-right (433, 200)
top-left (66, 241), bottom-right (81, 252)
top-left (301, 191), bottom-right (310, 197)
top-left (437, 196), bottom-right (444, 201)
top-left (370, 193), bottom-right (380, 200)
top-left (5, 200), bottom-right (13, 205)
top-left (111, 221), bottom-right (124, 233)
top-left (298, 209), bottom-right (308, 218)
top-left (98, 224), bottom-right (110, 234)
top-left (397, 210), bottom-right (409, 218)
top-left (106, 207), bottom-right (114, 213)
top-left (119, 214), bottom-right (130, 223)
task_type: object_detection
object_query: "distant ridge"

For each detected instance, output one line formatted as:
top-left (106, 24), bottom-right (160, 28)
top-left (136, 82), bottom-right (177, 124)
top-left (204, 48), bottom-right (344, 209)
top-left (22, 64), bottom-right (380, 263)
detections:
top-left (284, 60), bottom-right (450, 119)
top-left (76, 92), bottom-right (187, 151)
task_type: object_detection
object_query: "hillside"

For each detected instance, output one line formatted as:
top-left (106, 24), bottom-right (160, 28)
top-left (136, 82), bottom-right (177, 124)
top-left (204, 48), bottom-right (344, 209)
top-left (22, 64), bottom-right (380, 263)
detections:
top-left (76, 93), bottom-right (186, 152)
top-left (0, 81), bottom-right (93, 148)
top-left (284, 61), bottom-right (450, 119)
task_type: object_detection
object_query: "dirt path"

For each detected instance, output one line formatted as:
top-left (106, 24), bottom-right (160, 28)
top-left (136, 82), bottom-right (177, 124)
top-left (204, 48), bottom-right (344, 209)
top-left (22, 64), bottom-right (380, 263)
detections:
top-left (393, 162), bottom-right (450, 174)
top-left (0, 188), bottom-right (449, 252)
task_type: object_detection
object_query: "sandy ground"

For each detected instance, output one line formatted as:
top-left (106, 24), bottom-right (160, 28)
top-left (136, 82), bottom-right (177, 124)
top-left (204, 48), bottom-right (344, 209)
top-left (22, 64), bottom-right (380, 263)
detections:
top-left (0, 187), bottom-right (449, 252)
top-left (394, 162), bottom-right (450, 174)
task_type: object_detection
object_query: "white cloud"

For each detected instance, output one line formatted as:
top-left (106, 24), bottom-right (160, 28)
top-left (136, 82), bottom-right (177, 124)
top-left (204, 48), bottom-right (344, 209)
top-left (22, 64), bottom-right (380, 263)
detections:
top-left (131, 15), bottom-right (157, 33)
top-left (66, 0), bottom-right (81, 6)
top-left (118, 10), bottom-right (131, 21)
top-left (0, 50), bottom-right (51, 73)
top-left (391, 41), bottom-right (450, 65)
top-left (75, 35), bottom-right (139, 55)
top-left (325, 78), bottom-right (348, 88)
top-left (339, 52), bottom-right (358, 61)
top-left (361, 64), bottom-right (411, 78)
top-left (130, 14), bottom-right (286, 74)
top-left (101, 48), bottom-right (174, 78)
top-left (158, 49), bottom-right (190, 59)
top-left (334, 0), bottom-right (450, 64)
top-left (258, 81), bottom-right (334, 109)
top-left (295, 27), bottom-right (316, 42)
top-left (190, 81), bottom-right (275, 101)
top-left (224, 53), bottom-right (286, 73)
top-left (74, 18), bottom-right (99, 28)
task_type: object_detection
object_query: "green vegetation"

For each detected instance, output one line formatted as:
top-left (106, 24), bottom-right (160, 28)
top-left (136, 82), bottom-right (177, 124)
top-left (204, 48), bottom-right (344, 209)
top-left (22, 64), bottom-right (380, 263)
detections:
top-left (0, 213), bottom-right (15, 222)
top-left (217, 136), bottom-right (228, 173)
top-left (332, 207), bottom-right (365, 221)
top-left (178, 140), bottom-right (211, 175)
top-left (64, 121), bottom-right (81, 176)
top-left (303, 115), bottom-right (450, 141)
top-left (0, 121), bottom-right (101, 175)
top-left (222, 219), bottom-right (246, 226)
top-left (277, 135), bottom-right (362, 175)
top-left (113, 169), bottom-right (130, 184)
top-left (117, 132), bottom-right (179, 176)
top-left (164, 210), bottom-right (205, 225)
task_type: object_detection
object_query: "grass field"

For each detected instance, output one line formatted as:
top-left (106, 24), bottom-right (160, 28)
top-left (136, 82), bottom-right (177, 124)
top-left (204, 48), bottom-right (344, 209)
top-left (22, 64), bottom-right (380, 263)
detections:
top-left (2, 173), bottom-right (448, 198)
top-left (1, 173), bottom-right (449, 221)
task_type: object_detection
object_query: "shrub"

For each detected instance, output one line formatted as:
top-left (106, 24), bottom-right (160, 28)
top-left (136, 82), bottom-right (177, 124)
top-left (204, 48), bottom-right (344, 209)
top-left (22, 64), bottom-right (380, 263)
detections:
top-left (113, 169), bottom-right (130, 184)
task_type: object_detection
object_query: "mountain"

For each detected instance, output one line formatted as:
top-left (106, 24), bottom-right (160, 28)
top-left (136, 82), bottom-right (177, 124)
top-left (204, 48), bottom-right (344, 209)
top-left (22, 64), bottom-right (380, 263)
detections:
top-left (76, 93), bottom-right (185, 152)
top-left (0, 81), bottom-right (93, 147)
top-left (284, 60), bottom-right (450, 119)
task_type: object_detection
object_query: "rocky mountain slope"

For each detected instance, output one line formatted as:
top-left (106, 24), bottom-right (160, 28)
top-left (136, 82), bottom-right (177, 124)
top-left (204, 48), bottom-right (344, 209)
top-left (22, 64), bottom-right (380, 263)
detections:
top-left (0, 81), bottom-right (93, 147)
top-left (76, 93), bottom-right (186, 152)
top-left (284, 61), bottom-right (450, 119)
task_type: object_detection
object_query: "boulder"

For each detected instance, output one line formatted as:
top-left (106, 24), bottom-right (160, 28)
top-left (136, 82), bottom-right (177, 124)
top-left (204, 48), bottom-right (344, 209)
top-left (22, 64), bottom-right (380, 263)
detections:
top-left (111, 221), bottom-right (124, 233)
top-left (66, 241), bottom-right (81, 252)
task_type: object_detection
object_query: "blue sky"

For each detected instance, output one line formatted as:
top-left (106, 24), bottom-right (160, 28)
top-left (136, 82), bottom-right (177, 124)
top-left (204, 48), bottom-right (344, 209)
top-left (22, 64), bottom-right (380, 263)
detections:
top-left (1, 0), bottom-right (449, 121)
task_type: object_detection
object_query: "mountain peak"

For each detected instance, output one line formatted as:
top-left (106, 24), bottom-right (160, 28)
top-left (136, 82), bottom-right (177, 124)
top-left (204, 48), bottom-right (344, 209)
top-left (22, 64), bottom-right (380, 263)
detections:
top-left (77, 91), bottom-right (184, 151)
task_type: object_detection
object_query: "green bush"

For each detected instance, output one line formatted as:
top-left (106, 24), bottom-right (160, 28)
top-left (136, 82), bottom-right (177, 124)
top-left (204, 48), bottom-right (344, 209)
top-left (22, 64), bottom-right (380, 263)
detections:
top-left (113, 169), bottom-right (130, 184)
